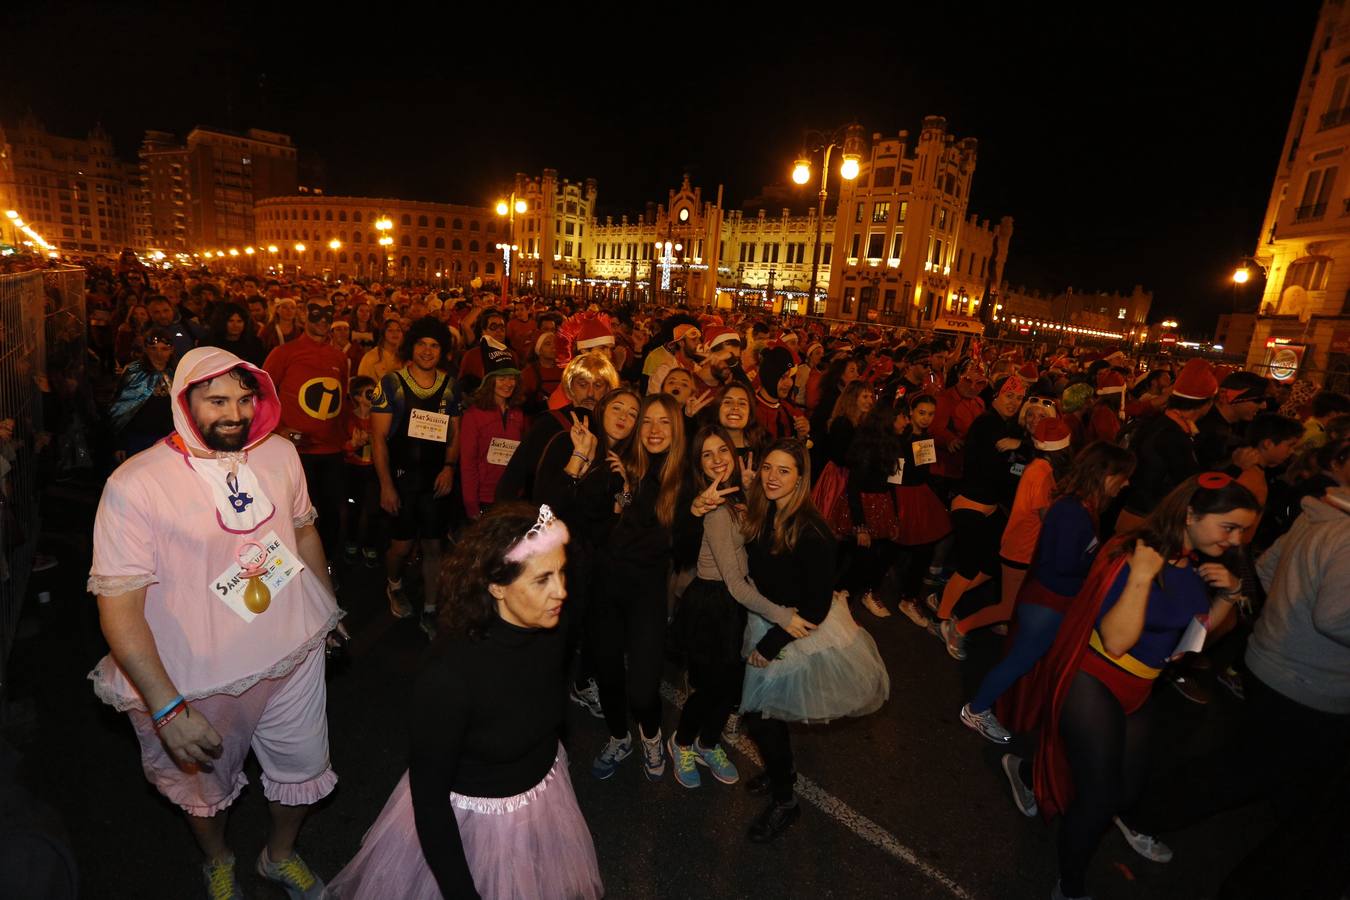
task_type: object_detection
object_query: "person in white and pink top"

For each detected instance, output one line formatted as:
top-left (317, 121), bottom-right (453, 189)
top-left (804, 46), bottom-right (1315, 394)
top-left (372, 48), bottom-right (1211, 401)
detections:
top-left (88, 346), bottom-right (343, 900)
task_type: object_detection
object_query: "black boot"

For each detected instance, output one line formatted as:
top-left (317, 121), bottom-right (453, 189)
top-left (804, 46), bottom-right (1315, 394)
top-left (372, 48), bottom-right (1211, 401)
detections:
top-left (744, 772), bottom-right (772, 796)
top-left (747, 797), bottom-right (800, 842)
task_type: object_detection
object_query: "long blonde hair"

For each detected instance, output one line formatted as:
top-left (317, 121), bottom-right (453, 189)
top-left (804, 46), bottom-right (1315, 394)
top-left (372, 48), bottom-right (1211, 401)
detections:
top-left (742, 438), bottom-right (828, 554)
top-left (827, 381), bottom-right (871, 430)
top-left (623, 393), bottom-right (687, 528)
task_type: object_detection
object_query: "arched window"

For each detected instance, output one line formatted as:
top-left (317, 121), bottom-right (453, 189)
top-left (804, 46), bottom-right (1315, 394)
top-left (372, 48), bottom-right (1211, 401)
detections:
top-left (470, 261), bottom-right (479, 274)
top-left (418, 215), bottom-right (428, 227)
top-left (367, 253), bottom-right (378, 266)
top-left (434, 258), bottom-right (444, 270)
top-left (353, 211), bottom-right (363, 223)
top-left (340, 231), bottom-right (347, 242)
top-left (301, 209), bottom-right (309, 220)
top-left (452, 238), bottom-right (462, 250)
top-left (434, 217), bottom-right (445, 228)
top-left (401, 214), bottom-right (412, 226)
top-left (453, 260), bottom-right (463, 272)
top-left (485, 261), bottom-right (496, 274)
top-left (352, 232), bottom-right (361, 243)
top-left (417, 236), bottom-right (428, 248)
top-left (1283, 256), bottom-right (1332, 292)
top-left (339, 252), bottom-right (347, 263)
top-left (417, 256), bottom-right (427, 270)
top-left (324, 210), bottom-right (333, 221)
top-left (400, 255), bottom-right (411, 270)
top-left (434, 237), bottom-right (445, 249)
top-left (400, 235), bottom-right (411, 246)
top-left (453, 218), bottom-right (463, 229)
top-left (339, 211), bottom-right (347, 222)
top-left (469, 240), bottom-right (479, 252)
top-left (486, 221), bottom-right (497, 233)
top-left (469, 221), bottom-right (480, 231)
top-left (368, 232), bottom-right (376, 244)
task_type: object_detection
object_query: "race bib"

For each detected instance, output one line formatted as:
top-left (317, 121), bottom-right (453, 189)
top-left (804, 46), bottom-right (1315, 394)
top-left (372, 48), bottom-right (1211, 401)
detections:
top-left (1010, 462), bottom-right (1026, 477)
top-left (209, 531), bottom-right (305, 623)
top-left (486, 437), bottom-right (520, 466)
top-left (912, 439), bottom-right (937, 466)
top-left (408, 408), bottom-right (450, 443)
top-left (888, 457), bottom-right (906, 485)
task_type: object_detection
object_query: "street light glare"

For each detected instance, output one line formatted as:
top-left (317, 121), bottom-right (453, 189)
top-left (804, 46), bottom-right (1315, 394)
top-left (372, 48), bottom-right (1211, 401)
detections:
top-left (514, 199), bottom-right (528, 214)
top-left (496, 201), bottom-right (509, 216)
top-left (1232, 267), bottom-right (1250, 284)
top-left (792, 160), bottom-right (811, 185)
top-left (839, 156), bottom-right (861, 181)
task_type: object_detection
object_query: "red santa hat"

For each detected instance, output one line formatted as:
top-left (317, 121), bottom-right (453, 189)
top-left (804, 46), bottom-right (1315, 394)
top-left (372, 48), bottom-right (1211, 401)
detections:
top-left (1095, 370), bottom-right (1127, 395)
top-left (576, 316), bottom-right (615, 350)
top-left (1172, 357), bottom-right (1218, 400)
top-left (1018, 361), bottom-right (1040, 381)
top-left (1033, 417), bottom-right (1072, 451)
top-left (700, 325), bottom-right (741, 353)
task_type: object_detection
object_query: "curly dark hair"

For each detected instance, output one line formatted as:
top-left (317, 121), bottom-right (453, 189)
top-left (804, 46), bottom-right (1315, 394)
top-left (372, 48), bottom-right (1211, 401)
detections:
top-left (399, 315), bottom-right (455, 367)
top-left (436, 502), bottom-right (543, 641)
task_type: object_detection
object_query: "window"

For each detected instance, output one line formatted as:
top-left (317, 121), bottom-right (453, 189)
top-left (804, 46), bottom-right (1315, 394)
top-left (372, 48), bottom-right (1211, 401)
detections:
top-left (855, 202), bottom-right (864, 224)
top-left (339, 211), bottom-right (347, 222)
top-left (866, 232), bottom-right (885, 259)
top-left (873, 166), bottom-right (895, 188)
top-left (1118, 308), bottom-right (1128, 319)
top-left (891, 231), bottom-right (904, 260)
top-left (900, 169), bottom-right (913, 186)
top-left (452, 218), bottom-right (463, 229)
top-left (938, 208), bottom-right (948, 230)
top-left (956, 249), bottom-right (964, 270)
top-left (564, 241), bottom-right (574, 257)
top-left (417, 236), bottom-right (428, 248)
top-left (401, 214), bottom-right (411, 226)
top-left (764, 243), bottom-right (779, 263)
top-left (598, 244), bottom-right (606, 259)
top-left (434, 237), bottom-right (445, 249)
top-left (822, 243), bottom-right (832, 265)
top-left (434, 217), bottom-right (445, 228)
top-left (872, 201), bottom-right (890, 223)
top-left (469, 221), bottom-right (480, 231)
top-left (842, 287), bottom-right (856, 313)
top-left (452, 238), bottom-right (463, 250)
top-left (566, 221), bottom-right (575, 235)
top-left (485, 262), bottom-right (496, 274)
top-left (883, 289), bottom-right (896, 312)
top-left (849, 233), bottom-right (861, 259)
top-left (1284, 256), bottom-right (1331, 291)
top-left (469, 240), bottom-right (479, 252)
top-left (945, 173), bottom-right (956, 195)
top-left (325, 210), bottom-right (333, 221)
top-left (353, 211), bottom-right (362, 223)
top-left (1297, 166), bottom-right (1337, 219)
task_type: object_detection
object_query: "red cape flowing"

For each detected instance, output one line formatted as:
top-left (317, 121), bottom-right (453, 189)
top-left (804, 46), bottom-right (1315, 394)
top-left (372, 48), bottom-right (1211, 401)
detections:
top-left (995, 536), bottom-right (1131, 821)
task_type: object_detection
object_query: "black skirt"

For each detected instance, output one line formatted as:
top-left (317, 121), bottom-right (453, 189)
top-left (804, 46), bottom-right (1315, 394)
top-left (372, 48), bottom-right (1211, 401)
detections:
top-left (670, 577), bottom-right (748, 670)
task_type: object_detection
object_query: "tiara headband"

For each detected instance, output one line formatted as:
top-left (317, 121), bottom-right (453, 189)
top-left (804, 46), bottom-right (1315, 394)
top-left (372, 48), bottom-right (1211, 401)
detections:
top-left (504, 505), bottom-right (570, 563)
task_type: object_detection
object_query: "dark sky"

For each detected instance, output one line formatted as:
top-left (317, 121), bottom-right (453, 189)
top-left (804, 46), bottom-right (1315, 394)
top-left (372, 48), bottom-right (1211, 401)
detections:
top-left (5, 3), bottom-right (1321, 334)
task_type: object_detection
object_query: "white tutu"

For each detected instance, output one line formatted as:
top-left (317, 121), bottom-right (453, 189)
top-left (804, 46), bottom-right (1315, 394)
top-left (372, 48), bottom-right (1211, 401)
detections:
top-left (740, 592), bottom-right (890, 724)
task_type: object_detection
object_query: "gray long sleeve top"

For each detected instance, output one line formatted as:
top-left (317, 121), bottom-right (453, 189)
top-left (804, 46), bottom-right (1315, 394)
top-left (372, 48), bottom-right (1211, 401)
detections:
top-left (695, 504), bottom-right (795, 630)
top-left (1248, 491), bottom-right (1350, 714)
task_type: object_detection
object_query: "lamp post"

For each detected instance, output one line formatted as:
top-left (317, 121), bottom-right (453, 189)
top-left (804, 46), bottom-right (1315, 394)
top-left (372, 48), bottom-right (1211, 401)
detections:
top-left (294, 242), bottom-right (306, 276)
top-left (1230, 258), bottom-right (1268, 315)
top-left (495, 194), bottom-right (528, 300)
top-left (791, 123), bottom-right (865, 318)
top-left (374, 216), bottom-right (393, 282)
top-left (328, 238), bottom-right (341, 281)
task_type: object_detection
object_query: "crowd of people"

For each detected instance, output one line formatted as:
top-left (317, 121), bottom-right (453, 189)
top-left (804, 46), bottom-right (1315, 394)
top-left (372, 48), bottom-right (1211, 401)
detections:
top-left (60, 249), bottom-right (1350, 899)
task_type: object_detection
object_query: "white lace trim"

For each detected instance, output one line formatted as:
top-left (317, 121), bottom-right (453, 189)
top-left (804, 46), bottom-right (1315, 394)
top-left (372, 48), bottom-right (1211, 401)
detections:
top-left (449, 750), bottom-right (561, 815)
top-left (89, 610), bottom-right (344, 712)
top-left (293, 509), bottom-right (318, 529)
top-left (87, 572), bottom-right (157, 596)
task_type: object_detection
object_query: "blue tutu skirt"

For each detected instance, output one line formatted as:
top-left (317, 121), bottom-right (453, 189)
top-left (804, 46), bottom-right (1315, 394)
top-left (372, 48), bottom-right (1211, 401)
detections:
top-left (741, 593), bottom-right (890, 724)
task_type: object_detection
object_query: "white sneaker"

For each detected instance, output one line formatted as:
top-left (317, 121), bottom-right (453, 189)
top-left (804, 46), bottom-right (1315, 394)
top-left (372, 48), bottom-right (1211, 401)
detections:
top-left (640, 728), bottom-right (666, 781)
top-left (1001, 753), bottom-right (1038, 817)
top-left (861, 591), bottom-right (892, 618)
top-left (1113, 816), bottom-right (1173, 862)
top-left (960, 703), bottom-right (1012, 744)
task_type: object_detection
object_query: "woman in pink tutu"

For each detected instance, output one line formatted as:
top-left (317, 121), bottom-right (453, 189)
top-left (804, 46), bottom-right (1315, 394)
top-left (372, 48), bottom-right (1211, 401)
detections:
top-left (328, 504), bottom-right (603, 900)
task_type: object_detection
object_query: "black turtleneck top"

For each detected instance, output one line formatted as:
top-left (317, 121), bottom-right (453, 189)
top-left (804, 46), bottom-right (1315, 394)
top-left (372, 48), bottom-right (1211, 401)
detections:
top-left (409, 611), bottom-right (569, 899)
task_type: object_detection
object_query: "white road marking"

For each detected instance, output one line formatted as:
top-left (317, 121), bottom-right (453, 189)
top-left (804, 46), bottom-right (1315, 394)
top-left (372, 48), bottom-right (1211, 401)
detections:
top-left (660, 681), bottom-right (976, 900)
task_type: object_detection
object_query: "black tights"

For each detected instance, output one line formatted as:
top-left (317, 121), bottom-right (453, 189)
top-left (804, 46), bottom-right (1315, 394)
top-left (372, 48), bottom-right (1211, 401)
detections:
top-left (842, 538), bottom-right (900, 598)
top-left (745, 712), bottom-right (796, 803)
top-left (674, 659), bottom-right (744, 748)
top-left (1058, 671), bottom-right (1153, 898)
top-left (896, 541), bottom-right (938, 600)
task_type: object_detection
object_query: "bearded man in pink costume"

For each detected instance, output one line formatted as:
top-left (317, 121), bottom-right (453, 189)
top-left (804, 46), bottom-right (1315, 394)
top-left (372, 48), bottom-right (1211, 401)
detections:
top-left (89, 347), bottom-right (343, 900)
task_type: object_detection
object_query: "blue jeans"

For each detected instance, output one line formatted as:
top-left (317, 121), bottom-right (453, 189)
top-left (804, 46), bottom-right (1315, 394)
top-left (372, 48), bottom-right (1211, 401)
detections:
top-left (969, 603), bottom-right (1064, 713)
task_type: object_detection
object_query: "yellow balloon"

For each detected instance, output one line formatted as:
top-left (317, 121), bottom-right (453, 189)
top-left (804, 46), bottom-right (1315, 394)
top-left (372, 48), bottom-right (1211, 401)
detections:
top-left (244, 576), bottom-right (271, 614)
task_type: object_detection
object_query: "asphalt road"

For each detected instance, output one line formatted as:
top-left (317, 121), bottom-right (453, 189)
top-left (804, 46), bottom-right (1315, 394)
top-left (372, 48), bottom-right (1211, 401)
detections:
top-left (4, 478), bottom-right (1283, 900)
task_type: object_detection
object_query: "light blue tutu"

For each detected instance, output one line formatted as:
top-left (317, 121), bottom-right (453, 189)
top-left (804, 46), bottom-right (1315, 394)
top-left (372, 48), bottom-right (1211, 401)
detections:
top-left (741, 593), bottom-right (890, 724)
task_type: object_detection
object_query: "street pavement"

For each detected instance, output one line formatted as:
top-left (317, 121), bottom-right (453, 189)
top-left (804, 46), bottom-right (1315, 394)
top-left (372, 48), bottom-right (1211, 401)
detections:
top-left (4, 477), bottom-right (1277, 899)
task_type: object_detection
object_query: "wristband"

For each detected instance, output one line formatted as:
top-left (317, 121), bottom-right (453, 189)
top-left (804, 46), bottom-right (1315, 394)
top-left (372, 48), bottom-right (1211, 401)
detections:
top-left (571, 452), bottom-right (590, 464)
top-left (442, 462), bottom-right (455, 469)
top-left (151, 695), bottom-right (185, 722)
top-left (153, 702), bottom-right (188, 731)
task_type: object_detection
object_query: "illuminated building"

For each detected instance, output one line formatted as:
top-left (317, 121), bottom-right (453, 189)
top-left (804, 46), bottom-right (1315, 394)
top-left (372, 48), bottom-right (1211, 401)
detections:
top-left (0, 114), bottom-right (134, 255)
top-left (993, 285), bottom-right (1152, 345)
top-left (507, 170), bottom-right (598, 294)
top-left (253, 196), bottom-right (501, 282)
top-left (1248, 0), bottom-right (1350, 385)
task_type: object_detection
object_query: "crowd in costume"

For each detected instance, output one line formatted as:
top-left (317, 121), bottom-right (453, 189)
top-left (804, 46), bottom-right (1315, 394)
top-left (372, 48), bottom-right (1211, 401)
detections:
top-left (60, 250), bottom-right (1350, 899)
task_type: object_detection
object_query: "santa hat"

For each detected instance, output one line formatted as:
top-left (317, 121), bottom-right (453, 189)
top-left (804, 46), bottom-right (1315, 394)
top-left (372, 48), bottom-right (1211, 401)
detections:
top-left (1033, 417), bottom-right (1072, 451)
top-left (1018, 362), bottom-right (1040, 381)
top-left (805, 341), bottom-right (824, 359)
top-left (575, 317), bottom-right (614, 350)
top-left (1095, 370), bottom-right (1127, 395)
top-left (700, 325), bottom-right (741, 353)
top-left (1211, 364), bottom-right (1237, 384)
top-left (1172, 358), bottom-right (1218, 400)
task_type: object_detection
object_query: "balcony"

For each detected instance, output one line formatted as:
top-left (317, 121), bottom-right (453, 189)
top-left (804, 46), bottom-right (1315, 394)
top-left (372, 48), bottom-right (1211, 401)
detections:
top-left (1320, 107), bottom-right (1350, 130)
top-left (1294, 202), bottom-right (1327, 222)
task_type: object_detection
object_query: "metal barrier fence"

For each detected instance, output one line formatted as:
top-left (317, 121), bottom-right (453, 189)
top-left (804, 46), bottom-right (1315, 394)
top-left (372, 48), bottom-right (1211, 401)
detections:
top-left (0, 264), bottom-right (86, 710)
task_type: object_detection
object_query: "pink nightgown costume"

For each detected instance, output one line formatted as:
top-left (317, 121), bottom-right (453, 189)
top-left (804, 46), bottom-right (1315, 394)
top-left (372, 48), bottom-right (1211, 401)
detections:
top-left (87, 346), bottom-right (342, 816)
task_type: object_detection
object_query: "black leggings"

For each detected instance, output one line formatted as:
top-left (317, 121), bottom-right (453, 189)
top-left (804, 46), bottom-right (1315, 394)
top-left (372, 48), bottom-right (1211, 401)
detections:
top-left (950, 507), bottom-right (1005, 579)
top-left (1058, 671), bottom-right (1154, 898)
top-left (590, 563), bottom-right (667, 740)
top-left (675, 658), bottom-right (744, 748)
top-left (842, 538), bottom-right (900, 598)
top-left (896, 541), bottom-right (938, 599)
top-left (300, 452), bottom-right (345, 558)
top-left (745, 712), bottom-right (796, 803)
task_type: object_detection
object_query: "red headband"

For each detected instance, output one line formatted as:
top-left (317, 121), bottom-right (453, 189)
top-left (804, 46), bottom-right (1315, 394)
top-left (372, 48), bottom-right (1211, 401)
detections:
top-left (996, 374), bottom-right (1027, 399)
top-left (1196, 472), bottom-right (1234, 489)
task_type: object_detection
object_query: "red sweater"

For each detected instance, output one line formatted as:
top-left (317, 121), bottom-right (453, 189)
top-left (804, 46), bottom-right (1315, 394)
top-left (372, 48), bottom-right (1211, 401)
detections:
top-left (459, 404), bottom-right (528, 517)
top-left (930, 386), bottom-right (985, 479)
top-left (264, 336), bottom-right (348, 455)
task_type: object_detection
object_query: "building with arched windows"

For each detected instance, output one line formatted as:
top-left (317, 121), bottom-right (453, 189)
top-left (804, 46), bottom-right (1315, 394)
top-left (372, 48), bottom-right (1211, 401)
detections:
top-left (1248, 0), bottom-right (1350, 386)
top-left (253, 196), bottom-right (499, 283)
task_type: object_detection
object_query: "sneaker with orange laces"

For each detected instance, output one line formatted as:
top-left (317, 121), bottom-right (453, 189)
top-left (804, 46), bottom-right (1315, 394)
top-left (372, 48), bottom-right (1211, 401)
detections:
top-left (256, 849), bottom-right (325, 900)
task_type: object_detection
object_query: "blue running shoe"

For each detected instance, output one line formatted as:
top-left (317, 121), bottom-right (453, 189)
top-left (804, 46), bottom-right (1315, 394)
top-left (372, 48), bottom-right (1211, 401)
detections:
top-left (693, 740), bottom-right (739, 784)
top-left (591, 733), bottom-right (632, 780)
top-left (667, 735), bottom-right (701, 788)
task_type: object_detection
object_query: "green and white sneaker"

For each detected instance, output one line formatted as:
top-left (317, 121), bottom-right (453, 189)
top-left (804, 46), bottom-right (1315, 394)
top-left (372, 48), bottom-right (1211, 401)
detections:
top-left (202, 857), bottom-right (242, 900)
top-left (256, 849), bottom-right (325, 900)
top-left (693, 740), bottom-right (740, 784)
top-left (668, 735), bottom-right (701, 788)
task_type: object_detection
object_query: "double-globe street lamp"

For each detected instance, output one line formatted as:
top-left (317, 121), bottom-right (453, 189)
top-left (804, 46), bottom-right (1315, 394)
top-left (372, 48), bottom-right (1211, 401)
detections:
top-left (791, 123), bottom-right (866, 318)
top-left (374, 216), bottom-right (394, 282)
top-left (496, 195), bottom-right (528, 299)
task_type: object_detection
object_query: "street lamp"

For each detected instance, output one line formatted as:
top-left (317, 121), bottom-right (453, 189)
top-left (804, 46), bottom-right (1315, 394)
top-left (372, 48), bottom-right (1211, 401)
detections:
top-left (294, 242), bottom-right (306, 276)
top-left (1232, 267), bottom-right (1250, 285)
top-left (375, 216), bottom-right (394, 281)
top-left (495, 193), bottom-right (528, 299)
top-left (328, 238), bottom-right (341, 280)
top-left (791, 123), bottom-right (865, 318)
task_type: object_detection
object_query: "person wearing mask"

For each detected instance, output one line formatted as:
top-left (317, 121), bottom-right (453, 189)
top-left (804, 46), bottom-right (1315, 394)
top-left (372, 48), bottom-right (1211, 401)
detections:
top-left (369, 317), bottom-right (461, 638)
top-left (1008, 474), bottom-right (1259, 900)
top-left (459, 347), bottom-right (527, 522)
top-left (739, 439), bottom-right (889, 842)
top-left (459, 311), bottom-right (509, 396)
top-left (494, 352), bottom-right (619, 503)
top-left (327, 506), bottom-right (603, 900)
top-left (932, 372), bottom-right (1029, 658)
top-left (108, 328), bottom-right (177, 460)
top-left (263, 295), bottom-right (349, 566)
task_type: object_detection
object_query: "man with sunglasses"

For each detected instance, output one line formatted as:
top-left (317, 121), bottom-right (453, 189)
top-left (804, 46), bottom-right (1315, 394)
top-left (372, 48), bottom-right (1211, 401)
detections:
top-left (888, 346), bottom-right (936, 402)
top-left (457, 310), bottom-right (508, 395)
top-left (264, 296), bottom-right (348, 564)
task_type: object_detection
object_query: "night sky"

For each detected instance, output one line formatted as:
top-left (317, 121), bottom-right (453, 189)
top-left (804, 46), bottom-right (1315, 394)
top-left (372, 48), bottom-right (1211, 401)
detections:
top-left (5, 3), bottom-right (1321, 334)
